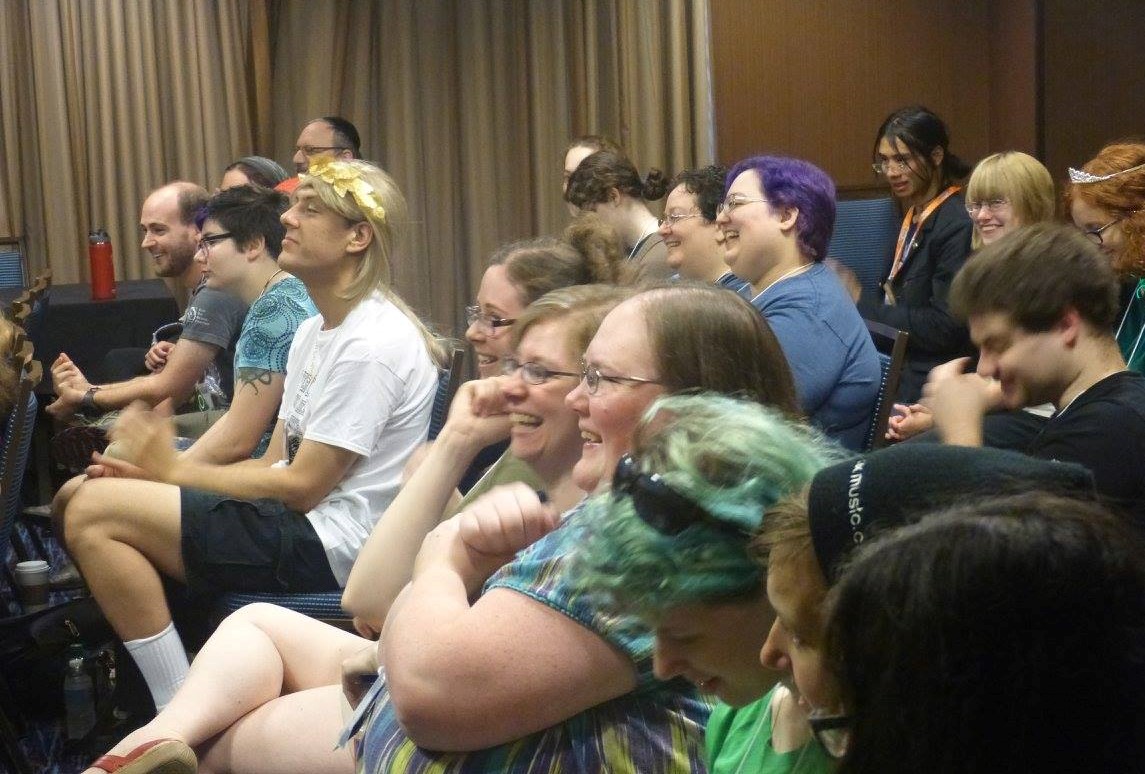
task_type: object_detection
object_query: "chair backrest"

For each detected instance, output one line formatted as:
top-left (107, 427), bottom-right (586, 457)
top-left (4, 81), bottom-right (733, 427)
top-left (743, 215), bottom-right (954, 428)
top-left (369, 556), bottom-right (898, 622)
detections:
top-left (7, 295), bottom-right (30, 325)
top-left (29, 269), bottom-right (52, 298)
top-left (0, 244), bottom-right (24, 290)
top-left (20, 285), bottom-right (49, 355)
top-left (863, 319), bottom-right (910, 451)
top-left (427, 345), bottom-right (466, 441)
top-left (828, 197), bottom-right (900, 294)
top-left (1, 356), bottom-right (41, 558)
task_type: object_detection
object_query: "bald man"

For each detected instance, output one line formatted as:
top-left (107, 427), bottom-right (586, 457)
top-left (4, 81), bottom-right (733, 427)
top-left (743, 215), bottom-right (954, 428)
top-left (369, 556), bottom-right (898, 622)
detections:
top-left (48, 181), bottom-right (248, 420)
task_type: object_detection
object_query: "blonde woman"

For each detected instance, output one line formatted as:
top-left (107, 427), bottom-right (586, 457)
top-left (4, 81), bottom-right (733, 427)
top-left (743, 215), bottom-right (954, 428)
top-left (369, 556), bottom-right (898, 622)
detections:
top-left (887, 150), bottom-right (1056, 444)
top-left (965, 151), bottom-right (1055, 249)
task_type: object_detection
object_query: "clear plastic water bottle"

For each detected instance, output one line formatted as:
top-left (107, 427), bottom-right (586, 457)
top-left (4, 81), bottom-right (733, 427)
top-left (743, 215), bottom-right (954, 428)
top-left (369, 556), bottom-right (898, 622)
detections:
top-left (64, 656), bottom-right (96, 740)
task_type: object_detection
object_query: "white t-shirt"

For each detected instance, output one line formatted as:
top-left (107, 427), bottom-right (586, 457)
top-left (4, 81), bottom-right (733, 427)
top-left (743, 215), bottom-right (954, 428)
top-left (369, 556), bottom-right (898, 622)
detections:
top-left (277, 291), bottom-right (438, 585)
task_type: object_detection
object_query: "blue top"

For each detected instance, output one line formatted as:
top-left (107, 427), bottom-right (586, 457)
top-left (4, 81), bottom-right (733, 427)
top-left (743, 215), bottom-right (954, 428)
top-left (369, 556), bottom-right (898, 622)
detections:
top-left (751, 263), bottom-right (881, 450)
top-left (234, 277), bottom-right (317, 456)
top-left (714, 270), bottom-right (754, 299)
top-left (357, 506), bottom-right (710, 772)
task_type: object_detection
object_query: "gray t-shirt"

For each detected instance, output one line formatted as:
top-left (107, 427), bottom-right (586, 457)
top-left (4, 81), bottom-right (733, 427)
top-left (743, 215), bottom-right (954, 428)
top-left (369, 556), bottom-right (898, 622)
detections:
top-left (181, 283), bottom-right (247, 407)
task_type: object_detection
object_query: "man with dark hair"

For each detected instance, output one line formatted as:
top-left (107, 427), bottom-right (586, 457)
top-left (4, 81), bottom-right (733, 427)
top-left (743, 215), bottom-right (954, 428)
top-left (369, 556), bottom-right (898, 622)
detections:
top-left (927, 222), bottom-right (1145, 525)
top-left (291, 115), bottom-right (361, 174)
top-left (48, 181), bottom-right (248, 421)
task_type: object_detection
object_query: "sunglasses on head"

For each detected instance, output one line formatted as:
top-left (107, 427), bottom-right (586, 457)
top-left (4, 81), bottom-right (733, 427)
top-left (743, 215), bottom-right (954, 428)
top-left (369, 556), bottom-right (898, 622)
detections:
top-left (612, 453), bottom-right (750, 538)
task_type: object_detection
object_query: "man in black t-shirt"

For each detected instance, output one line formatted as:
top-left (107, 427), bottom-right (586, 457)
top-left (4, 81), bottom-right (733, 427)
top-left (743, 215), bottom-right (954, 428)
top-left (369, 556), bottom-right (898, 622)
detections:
top-left (924, 223), bottom-right (1145, 527)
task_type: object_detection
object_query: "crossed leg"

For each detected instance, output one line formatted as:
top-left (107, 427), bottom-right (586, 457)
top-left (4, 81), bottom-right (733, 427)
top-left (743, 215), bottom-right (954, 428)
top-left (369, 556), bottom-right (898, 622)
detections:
top-left (62, 476), bottom-right (185, 640)
top-left (84, 603), bottom-right (365, 774)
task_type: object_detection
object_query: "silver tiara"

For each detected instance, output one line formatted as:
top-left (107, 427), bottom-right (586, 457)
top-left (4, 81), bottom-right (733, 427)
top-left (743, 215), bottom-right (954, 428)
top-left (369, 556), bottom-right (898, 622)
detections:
top-left (1068, 161), bottom-right (1145, 184)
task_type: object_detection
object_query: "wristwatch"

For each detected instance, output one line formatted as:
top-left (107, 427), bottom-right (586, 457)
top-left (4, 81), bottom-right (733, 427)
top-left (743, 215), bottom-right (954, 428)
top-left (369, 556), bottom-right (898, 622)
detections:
top-left (80, 385), bottom-right (103, 415)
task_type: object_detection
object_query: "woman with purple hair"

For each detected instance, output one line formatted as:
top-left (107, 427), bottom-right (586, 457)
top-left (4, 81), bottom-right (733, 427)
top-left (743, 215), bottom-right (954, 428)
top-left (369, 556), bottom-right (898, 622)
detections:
top-left (716, 155), bottom-right (880, 450)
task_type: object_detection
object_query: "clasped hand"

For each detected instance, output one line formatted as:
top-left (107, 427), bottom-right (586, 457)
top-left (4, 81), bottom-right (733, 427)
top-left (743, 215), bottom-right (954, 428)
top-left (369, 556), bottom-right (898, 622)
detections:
top-left (440, 377), bottom-right (515, 450)
top-left (412, 483), bottom-right (560, 598)
top-left (104, 401), bottom-right (179, 482)
top-left (921, 357), bottom-right (1003, 445)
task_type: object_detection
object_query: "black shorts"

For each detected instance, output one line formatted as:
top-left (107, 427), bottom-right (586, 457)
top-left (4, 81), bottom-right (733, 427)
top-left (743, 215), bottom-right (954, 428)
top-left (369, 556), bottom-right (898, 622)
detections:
top-left (180, 489), bottom-right (339, 597)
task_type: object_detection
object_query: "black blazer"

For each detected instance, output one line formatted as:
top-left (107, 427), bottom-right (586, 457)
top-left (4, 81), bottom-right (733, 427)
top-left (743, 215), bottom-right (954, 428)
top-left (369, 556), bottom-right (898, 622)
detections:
top-left (857, 192), bottom-right (974, 403)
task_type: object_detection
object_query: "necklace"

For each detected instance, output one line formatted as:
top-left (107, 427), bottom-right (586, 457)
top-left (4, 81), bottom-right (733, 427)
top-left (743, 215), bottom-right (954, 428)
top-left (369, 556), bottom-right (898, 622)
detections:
top-left (260, 268), bottom-right (286, 298)
top-left (756, 263), bottom-right (811, 298)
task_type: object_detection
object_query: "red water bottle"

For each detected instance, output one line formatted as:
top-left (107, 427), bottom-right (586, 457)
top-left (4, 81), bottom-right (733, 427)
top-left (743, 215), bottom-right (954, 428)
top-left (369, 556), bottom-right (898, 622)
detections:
top-left (88, 228), bottom-right (116, 300)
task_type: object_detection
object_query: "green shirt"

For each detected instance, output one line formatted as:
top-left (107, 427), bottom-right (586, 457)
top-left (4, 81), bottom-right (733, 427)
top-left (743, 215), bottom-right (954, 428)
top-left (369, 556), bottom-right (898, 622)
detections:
top-left (1117, 278), bottom-right (1145, 374)
top-left (705, 686), bottom-right (834, 774)
top-left (454, 451), bottom-right (545, 512)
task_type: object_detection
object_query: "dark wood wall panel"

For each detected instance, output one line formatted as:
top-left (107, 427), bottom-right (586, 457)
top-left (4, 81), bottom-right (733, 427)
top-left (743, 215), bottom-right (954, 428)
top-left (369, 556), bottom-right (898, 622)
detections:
top-left (1041, 0), bottom-right (1145, 179)
top-left (710, 1), bottom-right (994, 192)
top-left (711, 0), bottom-right (1014, 195)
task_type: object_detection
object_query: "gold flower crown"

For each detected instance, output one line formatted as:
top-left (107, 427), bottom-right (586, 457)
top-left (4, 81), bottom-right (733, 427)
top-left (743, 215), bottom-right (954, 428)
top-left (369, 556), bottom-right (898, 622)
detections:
top-left (301, 158), bottom-right (387, 223)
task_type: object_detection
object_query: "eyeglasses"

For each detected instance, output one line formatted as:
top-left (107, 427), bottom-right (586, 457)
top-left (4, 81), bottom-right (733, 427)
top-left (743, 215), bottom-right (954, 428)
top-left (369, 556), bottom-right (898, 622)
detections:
top-left (501, 357), bottom-right (579, 384)
top-left (1082, 217), bottom-right (1123, 246)
top-left (197, 232), bottom-right (233, 255)
top-left (658, 212), bottom-right (703, 228)
top-left (465, 305), bottom-right (516, 333)
top-left (612, 454), bottom-right (750, 537)
top-left (966, 198), bottom-right (1010, 215)
top-left (871, 155), bottom-right (914, 176)
top-left (294, 145), bottom-right (349, 157)
top-left (579, 360), bottom-right (662, 394)
top-left (808, 709), bottom-right (852, 759)
top-left (717, 194), bottom-right (769, 216)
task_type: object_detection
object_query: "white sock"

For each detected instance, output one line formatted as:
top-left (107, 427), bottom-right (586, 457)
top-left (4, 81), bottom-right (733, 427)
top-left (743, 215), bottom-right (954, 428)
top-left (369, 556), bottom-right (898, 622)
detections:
top-left (124, 622), bottom-right (190, 711)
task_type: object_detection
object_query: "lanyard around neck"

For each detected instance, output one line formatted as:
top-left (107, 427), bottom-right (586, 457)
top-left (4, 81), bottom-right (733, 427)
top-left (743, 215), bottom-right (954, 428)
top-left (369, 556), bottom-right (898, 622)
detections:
top-left (886, 185), bottom-right (960, 284)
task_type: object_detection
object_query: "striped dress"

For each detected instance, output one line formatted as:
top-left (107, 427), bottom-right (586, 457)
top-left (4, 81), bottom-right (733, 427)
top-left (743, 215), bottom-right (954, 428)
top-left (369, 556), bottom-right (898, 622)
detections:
top-left (357, 506), bottom-right (711, 773)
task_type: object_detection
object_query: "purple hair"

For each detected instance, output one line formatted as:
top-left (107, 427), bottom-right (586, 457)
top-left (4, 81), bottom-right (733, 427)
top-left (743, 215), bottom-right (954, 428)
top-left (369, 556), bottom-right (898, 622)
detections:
top-left (725, 156), bottom-right (836, 261)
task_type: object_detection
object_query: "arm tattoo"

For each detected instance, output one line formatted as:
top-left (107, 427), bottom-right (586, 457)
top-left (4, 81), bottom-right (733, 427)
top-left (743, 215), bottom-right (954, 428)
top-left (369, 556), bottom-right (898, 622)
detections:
top-left (236, 368), bottom-right (274, 396)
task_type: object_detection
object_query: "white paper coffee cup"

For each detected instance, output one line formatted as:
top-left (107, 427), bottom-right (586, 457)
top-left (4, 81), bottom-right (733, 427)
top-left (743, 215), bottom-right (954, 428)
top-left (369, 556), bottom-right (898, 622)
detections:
top-left (14, 560), bottom-right (50, 612)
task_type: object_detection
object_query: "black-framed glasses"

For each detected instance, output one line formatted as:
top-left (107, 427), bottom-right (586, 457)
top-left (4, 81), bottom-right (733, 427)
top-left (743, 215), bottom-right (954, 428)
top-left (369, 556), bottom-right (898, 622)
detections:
top-left (808, 709), bottom-right (852, 759)
top-left (612, 454), bottom-right (750, 538)
top-left (716, 194), bottom-right (769, 217)
top-left (658, 212), bottom-right (702, 228)
top-left (501, 357), bottom-right (579, 384)
top-left (871, 155), bottom-right (914, 176)
top-left (197, 232), bottom-right (233, 255)
top-left (294, 145), bottom-right (349, 157)
top-left (966, 198), bottom-right (1010, 215)
top-left (1082, 217), bottom-right (1122, 246)
top-left (465, 305), bottom-right (516, 332)
top-left (579, 360), bottom-right (662, 394)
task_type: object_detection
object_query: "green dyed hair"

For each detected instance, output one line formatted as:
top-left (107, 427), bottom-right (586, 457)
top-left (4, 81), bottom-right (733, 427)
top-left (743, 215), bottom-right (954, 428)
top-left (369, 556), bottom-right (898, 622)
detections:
top-left (572, 393), bottom-right (842, 616)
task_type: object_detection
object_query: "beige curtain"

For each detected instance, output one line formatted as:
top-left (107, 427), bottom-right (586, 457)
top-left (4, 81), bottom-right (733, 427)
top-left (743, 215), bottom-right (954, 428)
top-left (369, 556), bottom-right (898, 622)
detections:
top-left (1, 0), bottom-right (713, 337)
top-left (0, 0), bottom-right (259, 283)
top-left (266, 0), bottom-right (714, 338)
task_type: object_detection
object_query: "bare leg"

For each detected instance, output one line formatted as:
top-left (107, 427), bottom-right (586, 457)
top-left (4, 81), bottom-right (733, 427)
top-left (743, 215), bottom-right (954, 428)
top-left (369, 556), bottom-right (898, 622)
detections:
top-left (83, 603), bottom-right (370, 774)
top-left (62, 477), bottom-right (185, 639)
top-left (198, 685), bottom-right (355, 774)
top-left (51, 473), bottom-right (88, 548)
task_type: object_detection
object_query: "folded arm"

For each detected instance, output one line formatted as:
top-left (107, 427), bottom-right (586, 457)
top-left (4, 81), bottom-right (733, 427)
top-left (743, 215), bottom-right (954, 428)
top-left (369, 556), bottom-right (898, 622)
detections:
top-left (342, 378), bottom-right (512, 628)
top-left (112, 404), bottom-right (356, 512)
top-left (381, 496), bottom-right (630, 751)
top-left (48, 339), bottom-right (218, 418)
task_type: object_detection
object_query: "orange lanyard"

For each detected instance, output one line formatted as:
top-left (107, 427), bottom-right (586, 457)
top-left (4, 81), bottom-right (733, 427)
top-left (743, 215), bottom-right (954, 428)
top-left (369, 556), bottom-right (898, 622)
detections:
top-left (886, 185), bottom-right (961, 284)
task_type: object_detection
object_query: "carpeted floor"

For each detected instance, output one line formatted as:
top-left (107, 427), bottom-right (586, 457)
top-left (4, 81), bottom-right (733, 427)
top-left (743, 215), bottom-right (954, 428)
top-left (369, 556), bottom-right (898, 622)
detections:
top-left (2, 521), bottom-right (149, 774)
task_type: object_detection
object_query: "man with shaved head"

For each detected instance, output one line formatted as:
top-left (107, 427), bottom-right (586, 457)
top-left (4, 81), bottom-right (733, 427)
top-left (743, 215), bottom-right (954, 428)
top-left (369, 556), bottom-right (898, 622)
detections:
top-left (48, 180), bottom-right (248, 420)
